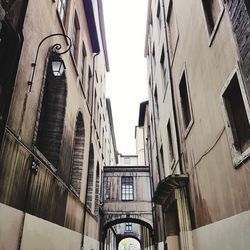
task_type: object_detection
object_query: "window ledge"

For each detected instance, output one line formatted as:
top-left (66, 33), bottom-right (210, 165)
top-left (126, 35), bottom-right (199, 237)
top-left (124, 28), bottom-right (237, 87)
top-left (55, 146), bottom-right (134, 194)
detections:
top-left (207, 7), bottom-right (224, 47)
top-left (69, 185), bottom-right (80, 198)
top-left (69, 50), bottom-right (79, 76)
top-left (56, 11), bottom-right (67, 35)
top-left (170, 158), bottom-right (176, 170)
top-left (184, 119), bottom-right (194, 139)
top-left (33, 147), bottom-right (57, 173)
top-left (232, 147), bottom-right (250, 168)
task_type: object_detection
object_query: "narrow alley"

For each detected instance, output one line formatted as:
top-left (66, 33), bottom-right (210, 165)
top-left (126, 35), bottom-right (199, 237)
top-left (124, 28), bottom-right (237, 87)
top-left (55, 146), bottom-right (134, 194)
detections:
top-left (0, 0), bottom-right (250, 250)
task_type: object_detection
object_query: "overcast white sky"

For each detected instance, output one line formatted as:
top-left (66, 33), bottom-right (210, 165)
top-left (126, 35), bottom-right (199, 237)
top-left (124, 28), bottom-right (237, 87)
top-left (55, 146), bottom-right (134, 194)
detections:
top-left (103, 0), bottom-right (149, 155)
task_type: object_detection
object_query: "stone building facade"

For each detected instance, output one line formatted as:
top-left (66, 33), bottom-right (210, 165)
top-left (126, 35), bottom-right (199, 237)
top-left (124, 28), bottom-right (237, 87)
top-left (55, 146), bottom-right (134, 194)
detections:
top-left (102, 164), bottom-right (153, 250)
top-left (144, 0), bottom-right (250, 249)
top-left (0, 0), bottom-right (117, 249)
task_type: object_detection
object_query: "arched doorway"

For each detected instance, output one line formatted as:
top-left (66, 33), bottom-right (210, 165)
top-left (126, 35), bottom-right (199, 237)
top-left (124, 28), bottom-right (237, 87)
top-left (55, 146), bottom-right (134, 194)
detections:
top-left (118, 237), bottom-right (141, 250)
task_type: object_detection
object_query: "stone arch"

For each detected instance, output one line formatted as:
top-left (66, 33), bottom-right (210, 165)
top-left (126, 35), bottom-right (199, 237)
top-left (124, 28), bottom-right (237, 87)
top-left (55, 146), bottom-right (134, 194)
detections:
top-left (35, 53), bottom-right (67, 169)
top-left (117, 236), bottom-right (142, 249)
top-left (70, 111), bottom-right (85, 195)
top-left (87, 143), bottom-right (94, 209)
top-left (94, 162), bottom-right (100, 215)
top-left (103, 218), bottom-right (153, 239)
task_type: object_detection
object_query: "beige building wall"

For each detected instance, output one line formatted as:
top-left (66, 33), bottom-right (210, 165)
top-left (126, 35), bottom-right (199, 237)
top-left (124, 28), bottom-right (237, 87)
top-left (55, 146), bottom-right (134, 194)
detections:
top-left (135, 126), bottom-right (146, 166)
top-left (118, 154), bottom-right (138, 166)
top-left (145, 0), bottom-right (250, 249)
top-left (0, 204), bottom-right (23, 250)
top-left (20, 214), bottom-right (82, 250)
top-left (0, 0), bottom-right (116, 249)
top-left (170, 0), bottom-right (250, 228)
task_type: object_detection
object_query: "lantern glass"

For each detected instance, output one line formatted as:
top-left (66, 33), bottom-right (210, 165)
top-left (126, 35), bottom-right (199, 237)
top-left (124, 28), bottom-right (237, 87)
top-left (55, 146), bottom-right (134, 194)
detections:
top-left (52, 59), bottom-right (65, 76)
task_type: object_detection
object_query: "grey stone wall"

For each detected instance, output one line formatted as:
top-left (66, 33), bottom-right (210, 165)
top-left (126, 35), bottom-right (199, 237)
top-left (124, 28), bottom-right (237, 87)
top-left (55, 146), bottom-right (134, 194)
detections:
top-left (226, 0), bottom-right (250, 84)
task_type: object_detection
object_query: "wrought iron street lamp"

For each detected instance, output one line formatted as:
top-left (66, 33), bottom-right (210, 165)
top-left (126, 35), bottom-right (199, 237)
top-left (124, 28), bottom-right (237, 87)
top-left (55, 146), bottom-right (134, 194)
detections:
top-left (28, 33), bottom-right (72, 91)
top-left (51, 58), bottom-right (66, 76)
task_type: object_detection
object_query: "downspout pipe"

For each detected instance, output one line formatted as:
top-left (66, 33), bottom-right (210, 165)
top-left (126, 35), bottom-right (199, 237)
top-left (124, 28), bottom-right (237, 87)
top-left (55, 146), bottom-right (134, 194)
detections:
top-left (148, 37), bottom-right (161, 250)
top-left (161, 0), bottom-right (183, 174)
top-left (99, 168), bottom-right (104, 250)
top-left (81, 51), bottom-right (100, 248)
top-left (146, 137), bottom-right (158, 250)
top-left (148, 38), bottom-right (162, 184)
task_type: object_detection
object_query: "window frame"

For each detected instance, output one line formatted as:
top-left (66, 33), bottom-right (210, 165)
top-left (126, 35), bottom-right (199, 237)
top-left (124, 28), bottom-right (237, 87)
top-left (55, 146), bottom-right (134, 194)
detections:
top-left (57, 0), bottom-right (68, 25)
top-left (201, 0), bottom-right (224, 46)
top-left (167, 119), bottom-right (175, 168)
top-left (166, 0), bottom-right (179, 64)
top-left (220, 63), bottom-right (250, 167)
top-left (121, 176), bottom-right (134, 201)
top-left (81, 42), bottom-right (87, 90)
top-left (156, 0), bottom-right (162, 30)
top-left (154, 87), bottom-right (160, 119)
top-left (160, 45), bottom-right (169, 95)
top-left (178, 67), bottom-right (194, 138)
top-left (125, 223), bottom-right (132, 232)
top-left (71, 12), bottom-right (80, 64)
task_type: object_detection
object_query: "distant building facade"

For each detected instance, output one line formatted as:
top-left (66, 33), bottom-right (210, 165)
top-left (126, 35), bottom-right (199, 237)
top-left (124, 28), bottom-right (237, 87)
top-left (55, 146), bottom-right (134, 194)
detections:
top-left (102, 164), bottom-right (153, 250)
top-left (118, 154), bottom-right (138, 166)
top-left (0, 0), bottom-right (117, 250)
top-left (144, 0), bottom-right (250, 249)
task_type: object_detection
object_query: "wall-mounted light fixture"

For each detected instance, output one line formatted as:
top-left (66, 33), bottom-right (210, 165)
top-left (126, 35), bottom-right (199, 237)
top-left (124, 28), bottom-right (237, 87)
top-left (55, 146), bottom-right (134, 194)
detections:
top-left (51, 57), bottom-right (66, 76)
top-left (28, 33), bottom-right (72, 92)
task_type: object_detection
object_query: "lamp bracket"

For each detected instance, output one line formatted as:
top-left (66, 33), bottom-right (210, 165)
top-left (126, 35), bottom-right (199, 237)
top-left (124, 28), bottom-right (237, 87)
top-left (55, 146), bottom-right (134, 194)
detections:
top-left (28, 33), bottom-right (72, 92)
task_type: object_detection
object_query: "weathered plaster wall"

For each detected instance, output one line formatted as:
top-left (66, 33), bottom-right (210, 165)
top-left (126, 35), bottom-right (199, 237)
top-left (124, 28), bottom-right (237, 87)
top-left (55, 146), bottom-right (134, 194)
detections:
top-left (192, 210), bottom-right (250, 250)
top-left (20, 213), bottom-right (82, 250)
top-left (225, 0), bottom-right (250, 83)
top-left (170, 0), bottom-right (250, 228)
top-left (0, 203), bottom-right (23, 250)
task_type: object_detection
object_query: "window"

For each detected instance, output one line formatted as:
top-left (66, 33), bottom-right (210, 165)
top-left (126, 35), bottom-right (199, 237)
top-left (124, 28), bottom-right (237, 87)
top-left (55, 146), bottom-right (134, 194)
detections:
top-left (167, 0), bottom-right (179, 62)
top-left (124, 157), bottom-right (130, 165)
top-left (81, 42), bottom-right (87, 88)
top-left (121, 176), bottom-right (133, 201)
top-left (87, 144), bottom-right (94, 208)
top-left (57, 0), bottom-right (67, 24)
top-left (154, 87), bottom-right (159, 118)
top-left (94, 164), bottom-right (100, 215)
top-left (160, 145), bottom-right (165, 172)
top-left (152, 44), bottom-right (156, 66)
top-left (221, 65), bottom-right (250, 166)
top-left (87, 67), bottom-right (92, 105)
top-left (157, 0), bottom-right (161, 29)
top-left (72, 14), bottom-right (80, 61)
top-left (201, 0), bottom-right (224, 42)
top-left (167, 120), bottom-right (174, 166)
top-left (93, 90), bottom-right (97, 123)
top-left (179, 70), bottom-right (193, 135)
top-left (95, 70), bottom-right (99, 83)
top-left (35, 54), bottom-right (67, 169)
top-left (70, 112), bottom-right (85, 195)
top-left (125, 223), bottom-right (132, 232)
top-left (244, 0), bottom-right (250, 15)
top-left (160, 46), bottom-right (168, 90)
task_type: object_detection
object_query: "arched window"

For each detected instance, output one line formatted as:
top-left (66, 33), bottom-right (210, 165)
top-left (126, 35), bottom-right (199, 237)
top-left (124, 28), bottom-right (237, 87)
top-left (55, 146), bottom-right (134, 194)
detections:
top-left (87, 143), bottom-right (94, 209)
top-left (35, 53), bottom-right (67, 169)
top-left (71, 112), bottom-right (85, 195)
top-left (94, 163), bottom-right (100, 215)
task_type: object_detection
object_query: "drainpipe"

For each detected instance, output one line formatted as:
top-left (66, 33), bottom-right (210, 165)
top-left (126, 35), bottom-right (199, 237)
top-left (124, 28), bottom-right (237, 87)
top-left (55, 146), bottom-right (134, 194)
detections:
top-left (81, 51), bottom-right (100, 248)
top-left (99, 168), bottom-right (104, 250)
top-left (146, 137), bottom-right (158, 250)
top-left (161, 0), bottom-right (183, 174)
top-left (148, 38), bottom-right (162, 186)
top-left (148, 36), bottom-right (162, 250)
